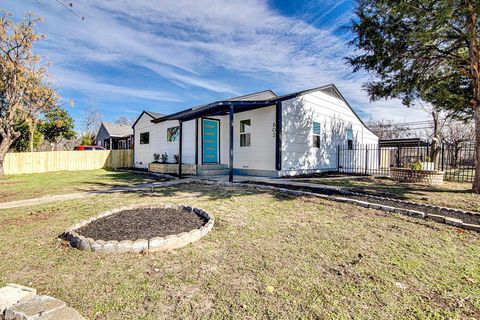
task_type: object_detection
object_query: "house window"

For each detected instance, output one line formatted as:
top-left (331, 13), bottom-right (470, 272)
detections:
top-left (140, 132), bottom-right (149, 144)
top-left (312, 121), bottom-right (321, 148)
top-left (346, 128), bottom-right (354, 150)
top-left (167, 126), bottom-right (180, 142)
top-left (240, 119), bottom-right (251, 147)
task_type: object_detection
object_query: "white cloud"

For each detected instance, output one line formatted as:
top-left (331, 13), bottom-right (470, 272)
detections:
top-left (7, 0), bottom-right (428, 122)
top-left (50, 67), bottom-right (182, 102)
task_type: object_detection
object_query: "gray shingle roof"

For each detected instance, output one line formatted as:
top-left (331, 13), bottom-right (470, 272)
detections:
top-left (145, 111), bottom-right (166, 119)
top-left (226, 90), bottom-right (277, 101)
top-left (102, 122), bottom-right (133, 137)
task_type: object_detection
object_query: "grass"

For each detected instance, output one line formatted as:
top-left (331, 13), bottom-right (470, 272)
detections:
top-left (0, 183), bottom-right (479, 319)
top-left (294, 176), bottom-right (480, 212)
top-left (0, 169), bottom-right (159, 203)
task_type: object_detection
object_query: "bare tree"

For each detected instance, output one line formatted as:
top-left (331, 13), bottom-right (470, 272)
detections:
top-left (80, 105), bottom-right (103, 135)
top-left (366, 119), bottom-right (412, 140)
top-left (442, 120), bottom-right (475, 168)
top-left (114, 115), bottom-right (135, 126)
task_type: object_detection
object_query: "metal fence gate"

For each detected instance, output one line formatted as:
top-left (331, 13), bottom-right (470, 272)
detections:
top-left (337, 142), bottom-right (476, 182)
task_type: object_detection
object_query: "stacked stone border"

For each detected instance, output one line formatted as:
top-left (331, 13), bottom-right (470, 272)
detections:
top-left (183, 179), bottom-right (480, 233)
top-left (391, 168), bottom-right (445, 185)
top-left (0, 283), bottom-right (84, 319)
top-left (62, 204), bottom-right (214, 253)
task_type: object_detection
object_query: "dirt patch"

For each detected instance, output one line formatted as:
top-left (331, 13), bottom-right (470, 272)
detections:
top-left (77, 207), bottom-right (207, 241)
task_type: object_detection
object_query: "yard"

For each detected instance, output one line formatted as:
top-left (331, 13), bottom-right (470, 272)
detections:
top-left (0, 169), bottom-right (159, 203)
top-left (291, 176), bottom-right (480, 212)
top-left (0, 182), bottom-right (479, 319)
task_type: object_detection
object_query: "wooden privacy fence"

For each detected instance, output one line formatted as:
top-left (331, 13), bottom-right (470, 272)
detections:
top-left (3, 150), bottom-right (133, 175)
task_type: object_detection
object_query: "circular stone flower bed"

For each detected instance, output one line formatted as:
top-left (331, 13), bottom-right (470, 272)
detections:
top-left (63, 204), bottom-right (214, 253)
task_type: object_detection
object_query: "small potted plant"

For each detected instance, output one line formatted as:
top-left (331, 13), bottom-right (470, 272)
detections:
top-left (160, 152), bottom-right (168, 163)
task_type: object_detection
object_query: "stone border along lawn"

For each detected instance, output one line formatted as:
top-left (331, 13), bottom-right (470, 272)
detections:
top-left (183, 180), bottom-right (480, 233)
top-left (62, 204), bottom-right (214, 253)
top-left (0, 283), bottom-right (85, 319)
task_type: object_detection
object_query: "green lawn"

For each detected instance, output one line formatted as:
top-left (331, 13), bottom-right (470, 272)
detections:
top-left (0, 169), bottom-right (159, 203)
top-left (293, 176), bottom-right (480, 212)
top-left (0, 183), bottom-right (478, 319)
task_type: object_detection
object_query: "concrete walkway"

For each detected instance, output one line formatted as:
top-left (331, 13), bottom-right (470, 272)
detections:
top-left (0, 175), bottom-right (347, 210)
top-left (0, 180), bottom-right (190, 210)
top-left (192, 175), bottom-right (347, 193)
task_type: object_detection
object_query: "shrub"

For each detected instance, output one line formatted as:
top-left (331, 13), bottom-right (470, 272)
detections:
top-left (153, 153), bottom-right (160, 162)
top-left (410, 160), bottom-right (422, 171)
top-left (160, 152), bottom-right (168, 163)
top-left (173, 154), bottom-right (180, 164)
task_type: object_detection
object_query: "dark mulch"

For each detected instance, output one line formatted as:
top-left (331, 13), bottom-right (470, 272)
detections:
top-left (77, 207), bottom-right (207, 241)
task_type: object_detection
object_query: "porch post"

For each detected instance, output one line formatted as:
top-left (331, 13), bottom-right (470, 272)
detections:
top-left (195, 118), bottom-right (198, 166)
top-left (229, 104), bottom-right (234, 182)
top-left (109, 137), bottom-right (112, 150)
top-left (275, 101), bottom-right (282, 171)
top-left (178, 121), bottom-right (183, 177)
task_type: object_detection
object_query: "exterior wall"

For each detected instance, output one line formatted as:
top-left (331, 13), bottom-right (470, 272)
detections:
top-left (198, 106), bottom-right (276, 174)
top-left (133, 113), bottom-right (157, 168)
top-left (280, 91), bottom-right (378, 176)
top-left (134, 114), bottom-right (196, 168)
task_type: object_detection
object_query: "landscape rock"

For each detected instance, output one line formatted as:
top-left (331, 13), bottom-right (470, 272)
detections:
top-left (0, 284), bottom-right (36, 315)
top-left (37, 306), bottom-right (85, 320)
top-left (4, 295), bottom-right (65, 320)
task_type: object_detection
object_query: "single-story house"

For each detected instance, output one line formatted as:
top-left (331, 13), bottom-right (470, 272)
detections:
top-left (132, 84), bottom-right (379, 180)
top-left (95, 122), bottom-right (135, 150)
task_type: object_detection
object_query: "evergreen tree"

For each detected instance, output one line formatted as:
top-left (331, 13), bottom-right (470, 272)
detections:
top-left (347, 0), bottom-right (480, 192)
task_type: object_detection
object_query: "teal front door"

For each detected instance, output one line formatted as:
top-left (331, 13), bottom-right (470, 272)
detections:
top-left (202, 119), bottom-right (219, 164)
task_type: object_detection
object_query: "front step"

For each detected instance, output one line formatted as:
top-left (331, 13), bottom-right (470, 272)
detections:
top-left (197, 164), bottom-right (228, 171)
top-left (197, 164), bottom-right (229, 176)
top-left (198, 169), bottom-right (230, 176)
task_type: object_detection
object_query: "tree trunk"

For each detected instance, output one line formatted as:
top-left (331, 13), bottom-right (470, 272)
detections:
top-left (466, 1), bottom-right (480, 193)
top-left (0, 135), bottom-right (12, 175)
top-left (28, 121), bottom-right (34, 152)
top-left (429, 110), bottom-right (441, 168)
top-left (474, 107), bottom-right (480, 193)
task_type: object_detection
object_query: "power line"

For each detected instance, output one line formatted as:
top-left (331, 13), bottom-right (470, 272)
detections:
top-left (53, 0), bottom-right (85, 20)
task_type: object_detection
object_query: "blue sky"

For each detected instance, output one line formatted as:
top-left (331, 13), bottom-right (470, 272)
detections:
top-left (4, 0), bottom-right (428, 131)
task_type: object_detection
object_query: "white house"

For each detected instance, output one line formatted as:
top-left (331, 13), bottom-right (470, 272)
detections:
top-left (132, 84), bottom-right (379, 180)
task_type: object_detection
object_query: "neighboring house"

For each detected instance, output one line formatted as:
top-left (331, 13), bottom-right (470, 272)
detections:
top-left (132, 84), bottom-right (379, 179)
top-left (95, 122), bottom-right (134, 150)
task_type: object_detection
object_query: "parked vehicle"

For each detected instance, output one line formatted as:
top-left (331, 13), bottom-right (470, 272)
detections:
top-left (73, 145), bottom-right (105, 151)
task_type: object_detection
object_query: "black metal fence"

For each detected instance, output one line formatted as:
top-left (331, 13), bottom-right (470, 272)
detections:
top-left (337, 142), bottom-right (476, 182)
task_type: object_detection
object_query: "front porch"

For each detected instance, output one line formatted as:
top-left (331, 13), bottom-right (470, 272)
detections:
top-left (148, 97), bottom-right (283, 182)
top-left (148, 163), bottom-right (229, 176)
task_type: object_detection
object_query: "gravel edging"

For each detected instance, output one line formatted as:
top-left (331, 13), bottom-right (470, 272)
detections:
top-left (186, 179), bottom-right (480, 233)
top-left (61, 204), bottom-right (214, 253)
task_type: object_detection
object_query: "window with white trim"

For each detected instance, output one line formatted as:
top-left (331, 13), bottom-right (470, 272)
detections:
top-left (167, 126), bottom-right (180, 142)
top-left (312, 121), bottom-right (321, 148)
top-left (240, 119), bottom-right (251, 147)
top-left (346, 128), bottom-right (354, 150)
top-left (140, 132), bottom-right (149, 144)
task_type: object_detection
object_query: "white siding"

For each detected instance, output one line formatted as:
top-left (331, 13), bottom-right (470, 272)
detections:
top-left (133, 113), bottom-right (158, 168)
top-left (280, 91), bottom-right (378, 176)
top-left (201, 107), bottom-right (276, 172)
top-left (181, 119), bottom-right (196, 164)
top-left (233, 106), bottom-right (276, 171)
top-left (134, 115), bottom-right (197, 168)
